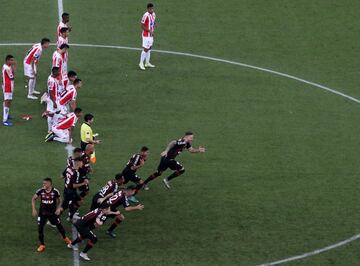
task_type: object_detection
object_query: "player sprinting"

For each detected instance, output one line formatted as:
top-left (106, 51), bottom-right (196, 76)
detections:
top-left (2, 55), bottom-right (16, 126)
top-left (52, 43), bottom-right (69, 94)
top-left (139, 3), bottom-right (156, 70)
top-left (31, 177), bottom-right (72, 252)
top-left (67, 206), bottom-right (117, 261)
top-left (23, 38), bottom-right (50, 100)
top-left (143, 132), bottom-right (206, 189)
top-left (57, 12), bottom-right (71, 41)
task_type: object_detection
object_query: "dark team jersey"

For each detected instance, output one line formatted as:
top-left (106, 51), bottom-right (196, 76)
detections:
top-left (63, 166), bottom-right (80, 191)
top-left (36, 187), bottom-right (60, 214)
top-left (124, 153), bottom-right (142, 173)
top-left (79, 152), bottom-right (91, 177)
top-left (80, 208), bottom-right (107, 229)
top-left (98, 180), bottom-right (119, 197)
top-left (106, 190), bottom-right (130, 209)
top-left (166, 139), bottom-right (192, 159)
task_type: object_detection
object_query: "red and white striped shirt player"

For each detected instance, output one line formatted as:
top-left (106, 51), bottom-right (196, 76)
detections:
top-left (52, 44), bottom-right (69, 93)
top-left (57, 12), bottom-right (71, 41)
top-left (2, 55), bottom-right (16, 125)
top-left (139, 3), bottom-right (156, 70)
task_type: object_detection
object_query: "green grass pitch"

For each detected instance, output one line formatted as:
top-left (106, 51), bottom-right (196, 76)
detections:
top-left (1, 0), bottom-right (360, 265)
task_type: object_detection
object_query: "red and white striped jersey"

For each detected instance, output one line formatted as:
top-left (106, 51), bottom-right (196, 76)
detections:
top-left (57, 21), bottom-right (68, 40)
top-left (59, 85), bottom-right (77, 106)
top-left (24, 43), bottom-right (42, 65)
top-left (141, 12), bottom-right (156, 37)
top-left (2, 64), bottom-right (14, 93)
top-left (57, 35), bottom-right (68, 48)
top-left (55, 112), bottom-right (78, 130)
top-left (47, 75), bottom-right (59, 101)
top-left (52, 51), bottom-right (67, 79)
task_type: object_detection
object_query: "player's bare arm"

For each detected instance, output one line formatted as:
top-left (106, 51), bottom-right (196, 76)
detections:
top-left (125, 204), bottom-right (144, 211)
top-left (31, 194), bottom-right (38, 216)
top-left (55, 196), bottom-right (62, 215)
top-left (188, 146), bottom-right (206, 153)
top-left (72, 179), bottom-right (89, 189)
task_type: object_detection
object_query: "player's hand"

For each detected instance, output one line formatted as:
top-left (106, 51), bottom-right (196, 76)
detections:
top-left (161, 151), bottom-right (167, 157)
top-left (198, 146), bottom-right (206, 153)
top-left (55, 208), bottom-right (61, 215)
top-left (114, 211), bottom-right (121, 216)
top-left (84, 179), bottom-right (89, 185)
top-left (136, 204), bottom-right (144, 210)
top-left (32, 209), bottom-right (38, 217)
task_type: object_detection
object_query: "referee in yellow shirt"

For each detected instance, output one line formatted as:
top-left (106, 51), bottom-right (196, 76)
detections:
top-left (81, 114), bottom-right (100, 162)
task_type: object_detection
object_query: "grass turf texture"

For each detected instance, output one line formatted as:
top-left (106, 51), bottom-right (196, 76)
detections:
top-left (1, 0), bottom-right (360, 265)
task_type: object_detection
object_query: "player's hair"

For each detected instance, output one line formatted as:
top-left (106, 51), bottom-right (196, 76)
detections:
top-left (115, 173), bottom-right (124, 180)
top-left (41, 38), bottom-right (50, 45)
top-left (147, 3), bottom-right (154, 8)
top-left (185, 131), bottom-right (193, 136)
top-left (5, 55), bottom-right (14, 61)
top-left (84, 113), bottom-right (94, 122)
top-left (73, 147), bottom-right (82, 154)
top-left (141, 146), bottom-right (149, 152)
top-left (43, 177), bottom-right (52, 183)
top-left (62, 12), bottom-right (69, 18)
top-left (73, 78), bottom-right (82, 85)
top-left (60, 27), bottom-right (69, 34)
top-left (68, 70), bottom-right (77, 78)
top-left (51, 66), bottom-right (60, 75)
top-left (74, 107), bottom-right (82, 114)
top-left (59, 43), bottom-right (69, 49)
top-left (125, 185), bottom-right (137, 191)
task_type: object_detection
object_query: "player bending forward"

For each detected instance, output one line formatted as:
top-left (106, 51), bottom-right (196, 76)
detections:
top-left (139, 3), bottom-right (156, 70)
top-left (143, 132), bottom-right (206, 189)
top-left (31, 177), bottom-right (72, 252)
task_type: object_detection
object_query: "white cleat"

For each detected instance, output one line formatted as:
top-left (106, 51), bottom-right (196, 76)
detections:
top-left (145, 62), bottom-right (155, 68)
top-left (67, 244), bottom-right (78, 251)
top-left (139, 62), bottom-right (146, 70)
top-left (163, 178), bottom-right (171, 189)
top-left (80, 252), bottom-right (91, 261)
top-left (46, 220), bottom-right (56, 228)
top-left (33, 90), bottom-right (41, 95)
top-left (40, 92), bottom-right (48, 104)
top-left (27, 94), bottom-right (38, 100)
top-left (143, 184), bottom-right (150, 191)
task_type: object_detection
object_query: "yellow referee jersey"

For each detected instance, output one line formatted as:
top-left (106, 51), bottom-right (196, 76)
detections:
top-left (81, 122), bottom-right (93, 143)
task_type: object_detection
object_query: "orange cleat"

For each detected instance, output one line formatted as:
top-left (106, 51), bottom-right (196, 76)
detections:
top-left (37, 244), bottom-right (45, 252)
top-left (63, 237), bottom-right (72, 245)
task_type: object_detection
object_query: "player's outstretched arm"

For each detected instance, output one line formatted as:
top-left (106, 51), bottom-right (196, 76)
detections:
top-left (188, 146), bottom-right (206, 153)
top-left (55, 196), bottom-right (62, 215)
top-left (31, 194), bottom-right (38, 217)
top-left (125, 204), bottom-right (144, 211)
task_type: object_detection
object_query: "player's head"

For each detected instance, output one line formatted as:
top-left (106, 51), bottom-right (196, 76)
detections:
top-left (51, 66), bottom-right (60, 78)
top-left (115, 173), bottom-right (125, 184)
top-left (5, 55), bottom-right (15, 65)
top-left (73, 147), bottom-right (82, 158)
top-left (184, 131), bottom-right (194, 142)
top-left (147, 3), bottom-right (154, 13)
top-left (73, 158), bottom-right (83, 170)
top-left (41, 38), bottom-right (50, 48)
top-left (140, 146), bottom-right (149, 158)
top-left (73, 78), bottom-right (82, 89)
top-left (62, 12), bottom-right (70, 23)
top-left (68, 70), bottom-right (77, 82)
top-left (124, 186), bottom-right (137, 196)
top-left (84, 113), bottom-right (94, 124)
top-left (85, 143), bottom-right (94, 155)
top-left (59, 43), bottom-right (69, 53)
top-left (74, 107), bottom-right (83, 118)
top-left (60, 27), bottom-right (70, 37)
top-left (42, 177), bottom-right (53, 190)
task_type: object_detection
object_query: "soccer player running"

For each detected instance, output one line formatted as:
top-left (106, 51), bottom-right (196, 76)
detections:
top-left (143, 132), bottom-right (206, 189)
top-left (139, 3), bottom-right (156, 70)
top-left (57, 12), bottom-right (71, 41)
top-left (2, 55), bottom-right (16, 126)
top-left (23, 38), bottom-right (50, 99)
top-left (31, 177), bottom-right (72, 252)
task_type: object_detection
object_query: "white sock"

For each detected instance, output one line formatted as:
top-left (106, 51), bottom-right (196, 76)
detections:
top-left (28, 79), bottom-right (35, 95)
top-left (140, 51), bottom-right (147, 64)
top-left (3, 104), bottom-right (9, 122)
top-left (33, 78), bottom-right (37, 92)
top-left (145, 50), bottom-right (151, 64)
top-left (47, 117), bottom-right (53, 132)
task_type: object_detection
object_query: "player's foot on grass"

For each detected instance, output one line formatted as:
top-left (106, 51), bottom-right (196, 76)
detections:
top-left (163, 178), bottom-right (171, 189)
top-left (143, 184), bottom-right (150, 191)
top-left (3, 120), bottom-right (12, 126)
top-left (80, 252), bottom-right (91, 261)
top-left (145, 62), bottom-right (155, 68)
top-left (106, 230), bottom-right (116, 238)
top-left (37, 244), bottom-right (45, 252)
top-left (33, 90), bottom-right (41, 95)
top-left (63, 237), bottom-right (72, 245)
top-left (139, 62), bottom-right (146, 70)
top-left (44, 132), bottom-right (55, 142)
top-left (46, 220), bottom-right (56, 228)
top-left (128, 195), bottom-right (139, 203)
top-left (27, 94), bottom-right (38, 100)
top-left (67, 243), bottom-right (79, 251)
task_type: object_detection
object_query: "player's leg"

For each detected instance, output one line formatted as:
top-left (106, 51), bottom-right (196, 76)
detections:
top-left (163, 160), bottom-right (185, 189)
top-left (48, 215), bottom-right (71, 244)
top-left (27, 78), bottom-right (38, 99)
top-left (53, 128), bottom-right (70, 143)
top-left (37, 214), bottom-right (47, 252)
top-left (80, 230), bottom-right (97, 261)
top-left (143, 157), bottom-right (167, 185)
top-left (90, 194), bottom-right (101, 211)
top-left (69, 193), bottom-right (81, 219)
top-left (106, 213), bottom-right (125, 238)
top-left (139, 37), bottom-right (150, 70)
top-left (145, 37), bottom-right (155, 68)
top-left (3, 92), bottom-right (12, 125)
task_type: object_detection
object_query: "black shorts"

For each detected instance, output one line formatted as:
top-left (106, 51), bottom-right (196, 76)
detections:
top-left (80, 141), bottom-right (88, 151)
top-left (157, 157), bottom-right (183, 173)
top-left (62, 189), bottom-right (81, 210)
top-left (74, 220), bottom-right (97, 242)
top-left (90, 193), bottom-right (102, 210)
top-left (122, 169), bottom-right (141, 184)
top-left (38, 212), bottom-right (60, 227)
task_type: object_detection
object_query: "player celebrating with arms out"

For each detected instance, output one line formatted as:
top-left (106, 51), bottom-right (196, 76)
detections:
top-left (2, 55), bottom-right (16, 126)
top-left (143, 132), bottom-right (206, 189)
top-left (139, 3), bottom-right (156, 70)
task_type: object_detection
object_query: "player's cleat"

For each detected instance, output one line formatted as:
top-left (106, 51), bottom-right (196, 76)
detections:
top-left (63, 237), bottom-right (72, 245)
top-left (46, 220), bottom-right (56, 228)
top-left (33, 90), bottom-right (41, 95)
top-left (145, 62), bottom-right (155, 68)
top-left (67, 243), bottom-right (79, 251)
top-left (128, 195), bottom-right (139, 203)
top-left (27, 94), bottom-right (38, 100)
top-left (163, 178), bottom-right (171, 189)
top-left (37, 244), bottom-right (46, 252)
top-left (80, 252), bottom-right (91, 261)
top-left (139, 62), bottom-right (146, 70)
top-left (3, 120), bottom-right (12, 126)
top-left (72, 213), bottom-right (81, 221)
top-left (44, 132), bottom-right (55, 142)
top-left (143, 184), bottom-right (150, 191)
top-left (40, 92), bottom-right (48, 104)
top-left (106, 230), bottom-right (117, 238)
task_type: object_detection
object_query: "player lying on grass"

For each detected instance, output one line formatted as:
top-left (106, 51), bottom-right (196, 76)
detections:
top-left (31, 177), bottom-right (72, 252)
top-left (67, 206), bottom-right (117, 261)
top-left (143, 131), bottom-right (206, 189)
top-left (101, 187), bottom-right (144, 238)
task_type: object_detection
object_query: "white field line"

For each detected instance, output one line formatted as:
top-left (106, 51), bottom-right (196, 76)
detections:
top-left (1, 40), bottom-right (360, 264)
top-left (57, 0), bottom-right (63, 22)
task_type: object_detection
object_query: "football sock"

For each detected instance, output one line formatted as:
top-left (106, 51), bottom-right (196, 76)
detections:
top-left (167, 169), bottom-right (185, 181)
top-left (3, 104), bottom-right (9, 122)
top-left (108, 217), bottom-right (122, 232)
top-left (71, 237), bottom-right (81, 245)
top-left (56, 223), bottom-right (66, 238)
top-left (83, 241), bottom-right (94, 253)
top-left (28, 78), bottom-right (35, 95)
top-left (145, 50), bottom-right (151, 63)
top-left (140, 51), bottom-right (147, 64)
top-left (47, 117), bottom-right (53, 131)
top-left (144, 172), bottom-right (160, 184)
top-left (38, 224), bottom-right (45, 245)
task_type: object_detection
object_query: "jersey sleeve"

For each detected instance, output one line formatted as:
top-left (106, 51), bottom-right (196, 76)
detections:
top-left (35, 188), bottom-right (42, 196)
top-left (54, 188), bottom-right (61, 198)
top-left (186, 142), bottom-right (192, 149)
top-left (141, 14), bottom-right (148, 24)
top-left (5, 67), bottom-right (14, 79)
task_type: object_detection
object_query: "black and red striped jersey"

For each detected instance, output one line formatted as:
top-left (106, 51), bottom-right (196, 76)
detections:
top-left (124, 153), bottom-right (142, 173)
top-left (98, 180), bottom-right (119, 198)
top-left (62, 166), bottom-right (80, 190)
top-left (106, 190), bottom-right (130, 209)
top-left (81, 208), bottom-right (107, 229)
top-left (36, 187), bottom-right (60, 215)
top-left (166, 139), bottom-right (192, 159)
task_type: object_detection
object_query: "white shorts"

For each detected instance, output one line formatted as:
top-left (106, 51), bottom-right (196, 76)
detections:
top-left (24, 62), bottom-right (36, 78)
top-left (46, 98), bottom-right (60, 114)
top-left (3, 92), bottom-right (13, 100)
top-left (142, 36), bottom-right (154, 49)
top-left (52, 126), bottom-right (69, 143)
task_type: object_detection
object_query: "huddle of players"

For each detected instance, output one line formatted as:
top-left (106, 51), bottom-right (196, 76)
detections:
top-left (32, 132), bottom-right (206, 261)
